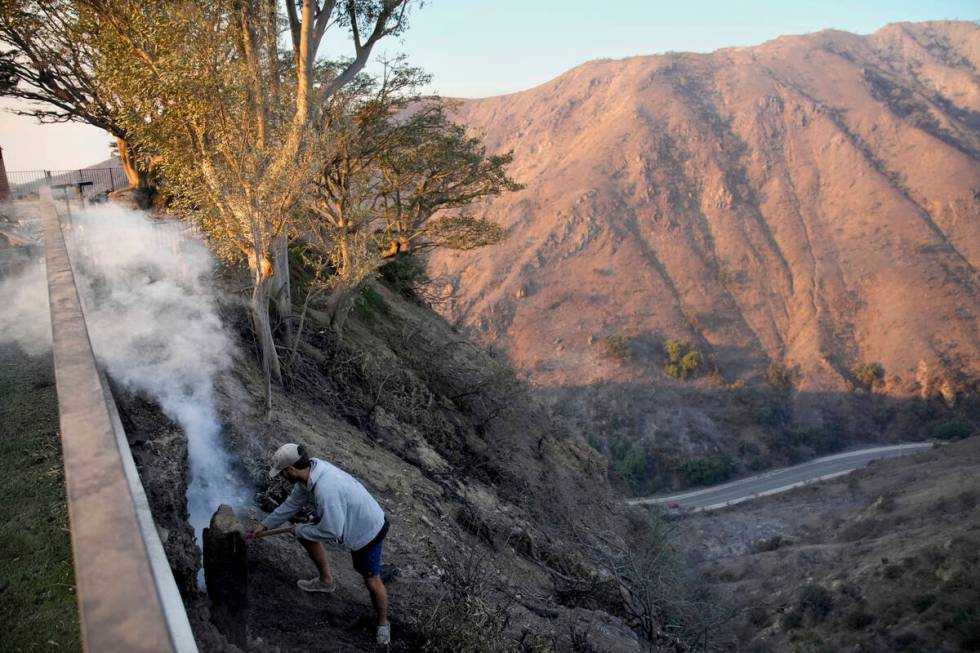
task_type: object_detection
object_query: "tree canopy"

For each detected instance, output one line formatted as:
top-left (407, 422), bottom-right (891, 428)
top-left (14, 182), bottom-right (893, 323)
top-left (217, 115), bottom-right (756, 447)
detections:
top-left (0, 0), bottom-right (151, 185)
top-left (89, 0), bottom-right (415, 411)
top-left (298, 59), bottom-right (521, 332)
top-left (1, 0), bottom-right (521, 414)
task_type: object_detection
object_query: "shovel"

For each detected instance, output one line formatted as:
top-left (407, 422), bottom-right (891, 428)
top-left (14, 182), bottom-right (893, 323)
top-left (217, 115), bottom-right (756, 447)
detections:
top-left (245, 525), bottom-right (294, 541)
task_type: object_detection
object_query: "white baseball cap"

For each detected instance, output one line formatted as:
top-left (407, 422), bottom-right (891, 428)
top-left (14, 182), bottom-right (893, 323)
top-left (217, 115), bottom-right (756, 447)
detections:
top-left (268, 443), bottom-right (303, 479)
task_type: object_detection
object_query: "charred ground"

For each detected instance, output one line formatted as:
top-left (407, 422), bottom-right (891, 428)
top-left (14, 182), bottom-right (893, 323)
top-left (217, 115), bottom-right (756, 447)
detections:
top-left (113, 266), bottom-right (719, 652)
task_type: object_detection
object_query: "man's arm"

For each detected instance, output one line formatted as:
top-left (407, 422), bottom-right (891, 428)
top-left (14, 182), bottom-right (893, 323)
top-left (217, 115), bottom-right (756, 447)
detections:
top-left (294, 500), bottom-right (342, 545)
top-left (261, 484), bottom-right (308, 529)
top-left (296, 483), bottom-right (346, 544)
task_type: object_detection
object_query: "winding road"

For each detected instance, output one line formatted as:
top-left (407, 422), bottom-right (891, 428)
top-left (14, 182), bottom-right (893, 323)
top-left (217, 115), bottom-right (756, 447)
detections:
top-left (628, 443), bottom-right (936, 512)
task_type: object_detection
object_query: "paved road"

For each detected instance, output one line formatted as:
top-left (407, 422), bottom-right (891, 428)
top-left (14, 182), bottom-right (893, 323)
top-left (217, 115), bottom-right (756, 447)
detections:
top-left (628, 443), bottom-right (936, 512)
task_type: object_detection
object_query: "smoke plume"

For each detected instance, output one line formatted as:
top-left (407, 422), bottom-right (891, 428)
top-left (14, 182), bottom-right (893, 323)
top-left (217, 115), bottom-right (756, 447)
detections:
top-left (0, 250), bottom-right (50, 356)
top-left (64, 203), bottom-right (250, 583)
top-left (0, 201), bottom-right (50, 356)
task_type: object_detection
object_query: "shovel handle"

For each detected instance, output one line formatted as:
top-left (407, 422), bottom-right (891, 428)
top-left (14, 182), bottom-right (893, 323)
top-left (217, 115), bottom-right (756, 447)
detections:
top-left (247, 525), bottom-right (294, 540)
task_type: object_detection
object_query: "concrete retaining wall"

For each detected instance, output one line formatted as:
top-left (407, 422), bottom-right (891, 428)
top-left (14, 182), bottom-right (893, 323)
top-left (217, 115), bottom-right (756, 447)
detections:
top-left (41, 188), bottom-right (197, 653)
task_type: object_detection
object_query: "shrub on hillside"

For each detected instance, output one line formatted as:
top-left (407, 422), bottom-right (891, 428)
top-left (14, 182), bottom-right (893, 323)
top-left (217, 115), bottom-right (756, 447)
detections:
top-left (767, 362), bottom-right (793, 390)
top-left (753, 397), bottom-right (790, 427)
top-left (379, 254), bottom-right (429, 299)
top-left (606, 435), bottom-right (654, 493)
top-left (727, 378), bottom-right (753, 404)
top-left (780, 610), bottom-right (803, 630)
top-left (798, 584), bottom-right (834, 621)
top-left (852, 362), bottom-right (885, 390)
top-left (613, 445), bottom-right (648, 492)
top-left (664, 339), bottom-right (703, 380)
top-left (768, 425), bottom-right (842, 458)
top-left (683, 455), bottom-right (736, 486)
top-left (933, 420), bottom-right (972, 441)
top-left (413, 547), bottom-right (513, 652)
top-left (844, 609), bottom-right (874, 629)
top-left (603, 334), bottom-right (631, 361)
top-left (353, 284), bottom-right (390, 321)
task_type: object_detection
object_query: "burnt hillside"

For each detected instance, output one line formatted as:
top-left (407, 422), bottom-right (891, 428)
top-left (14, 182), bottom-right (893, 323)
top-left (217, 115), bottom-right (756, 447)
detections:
top-left (430, 21), bottom-right (980, 486)
top-left (115, 273), bottom-right (714, 652)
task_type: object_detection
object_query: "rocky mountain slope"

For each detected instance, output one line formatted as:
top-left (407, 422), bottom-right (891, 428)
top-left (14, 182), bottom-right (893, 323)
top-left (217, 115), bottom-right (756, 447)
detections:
top-left (679, 436), bottom-right (980, 652)
top-left (116, 274), bottom-right (713, 652)
top-left (430, 21), bottom-right (980, 481)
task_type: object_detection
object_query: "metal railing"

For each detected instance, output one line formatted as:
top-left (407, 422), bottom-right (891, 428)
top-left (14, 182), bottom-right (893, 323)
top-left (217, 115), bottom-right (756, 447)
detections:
top-left (7, 167), bottom-right (128, 199)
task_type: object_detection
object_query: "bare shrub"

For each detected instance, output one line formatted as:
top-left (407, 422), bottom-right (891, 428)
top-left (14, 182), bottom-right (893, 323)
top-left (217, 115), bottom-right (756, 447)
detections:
top-left (604, 334), bottom-right (631, 361)
top-left (852, 362), bottom-right (885, 390)
top-left (566, 511), bottom-right (733, 651)
top-left (798, 584), bottom-right (834, 621)
top-left (413, 547), bottom-right (516, 653)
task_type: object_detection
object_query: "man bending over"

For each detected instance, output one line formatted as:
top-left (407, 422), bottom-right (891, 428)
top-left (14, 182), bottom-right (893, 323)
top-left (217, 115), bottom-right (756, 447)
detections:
top-left (251, 443), bottom-right (391, 646)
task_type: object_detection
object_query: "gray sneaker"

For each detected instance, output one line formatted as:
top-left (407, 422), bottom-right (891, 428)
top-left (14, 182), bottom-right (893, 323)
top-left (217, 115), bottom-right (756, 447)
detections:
top-left (297, 577), bottom-right (336, 593)
top-left (376, 623), bottom-right (391, 646)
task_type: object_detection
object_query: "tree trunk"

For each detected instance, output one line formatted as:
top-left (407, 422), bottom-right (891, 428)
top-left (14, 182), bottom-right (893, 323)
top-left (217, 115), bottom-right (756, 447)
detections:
top-left (116, 137), bottom-right (150, 189)
top-left (323, 279), bottom-right (365, 336)
top-left (270, 233), bottom-right (292, 324)
top-left (250, 273), bottom-right (282, 416)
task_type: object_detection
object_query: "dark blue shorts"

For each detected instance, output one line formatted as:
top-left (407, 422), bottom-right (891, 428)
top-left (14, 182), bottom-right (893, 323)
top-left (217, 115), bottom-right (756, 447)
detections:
top-left (351, 518), bottom-right (389, 579)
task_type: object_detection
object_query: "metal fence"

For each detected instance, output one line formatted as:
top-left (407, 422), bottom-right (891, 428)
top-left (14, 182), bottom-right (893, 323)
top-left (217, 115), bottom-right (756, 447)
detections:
top-left (7, 167), bottom-right (128, 200)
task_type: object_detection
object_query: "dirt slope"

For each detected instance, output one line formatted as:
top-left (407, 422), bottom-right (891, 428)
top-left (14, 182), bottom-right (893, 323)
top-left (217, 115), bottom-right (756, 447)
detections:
top-left (115, 278), bottom-right (705, 652)
top-left (678, 436), bottom-right (980, 652)
top-left (430, 21), bottom-right (979, 469)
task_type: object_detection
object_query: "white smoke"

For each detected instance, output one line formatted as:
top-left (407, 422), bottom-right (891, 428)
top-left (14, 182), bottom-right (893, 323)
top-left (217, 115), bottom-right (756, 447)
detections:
top-left (64, 203), bottom-right (250, 585)
top-left (0, 201), bottom-right (51, 356)
top-left (0, 250), bottom-right (50, 356)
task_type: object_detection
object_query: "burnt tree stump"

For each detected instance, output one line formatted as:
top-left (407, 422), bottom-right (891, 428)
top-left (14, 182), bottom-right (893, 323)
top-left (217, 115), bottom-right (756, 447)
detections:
top-left (203, 504), bottom-right (248, 648)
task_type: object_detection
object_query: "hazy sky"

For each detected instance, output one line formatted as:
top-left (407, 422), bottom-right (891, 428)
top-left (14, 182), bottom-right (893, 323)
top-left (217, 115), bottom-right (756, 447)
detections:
top-left (1, 1), bottom-right (976, 170)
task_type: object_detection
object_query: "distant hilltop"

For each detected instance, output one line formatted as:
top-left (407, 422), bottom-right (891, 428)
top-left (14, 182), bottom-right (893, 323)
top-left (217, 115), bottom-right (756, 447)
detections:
top-left (434, 20), bottom-right (979, 399)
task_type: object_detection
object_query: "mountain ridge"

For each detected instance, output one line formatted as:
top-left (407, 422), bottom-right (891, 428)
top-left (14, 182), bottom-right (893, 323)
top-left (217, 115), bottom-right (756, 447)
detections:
top-left (428, 20), bottom-right (979, 481)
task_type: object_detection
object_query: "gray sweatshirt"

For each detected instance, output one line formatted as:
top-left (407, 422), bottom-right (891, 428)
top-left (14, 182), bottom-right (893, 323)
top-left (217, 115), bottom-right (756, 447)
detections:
top-left (261, 458), bottom-right (385, 551)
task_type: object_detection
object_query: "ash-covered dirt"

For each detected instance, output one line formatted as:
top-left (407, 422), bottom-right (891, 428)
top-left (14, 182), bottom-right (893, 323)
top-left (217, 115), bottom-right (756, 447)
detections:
top-left (113, 278), bottom-right (698, 652)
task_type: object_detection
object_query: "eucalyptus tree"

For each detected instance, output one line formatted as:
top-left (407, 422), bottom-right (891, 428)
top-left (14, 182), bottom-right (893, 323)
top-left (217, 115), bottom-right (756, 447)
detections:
top-left (93, 0), bottom-right (414, 412)
top-left (303, 63), bottom-right (521, 332)
top-left (375, 106), bottom-right (521, 258)
top-left (0, 0), bottom-right (150, 187)
top-left (303, 61), bottom-right (428, 332)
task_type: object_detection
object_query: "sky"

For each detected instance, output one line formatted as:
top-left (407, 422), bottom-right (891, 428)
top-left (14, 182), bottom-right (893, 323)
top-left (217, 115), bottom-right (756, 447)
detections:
top-left (1, 0), bottom-right (977, 170)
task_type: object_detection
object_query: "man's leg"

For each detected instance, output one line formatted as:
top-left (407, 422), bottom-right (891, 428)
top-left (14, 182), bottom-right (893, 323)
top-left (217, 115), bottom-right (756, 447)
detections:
top-left (364, 575), bottom-right (388, 626)
top-left (298, 537), bottom-right (334, 584)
